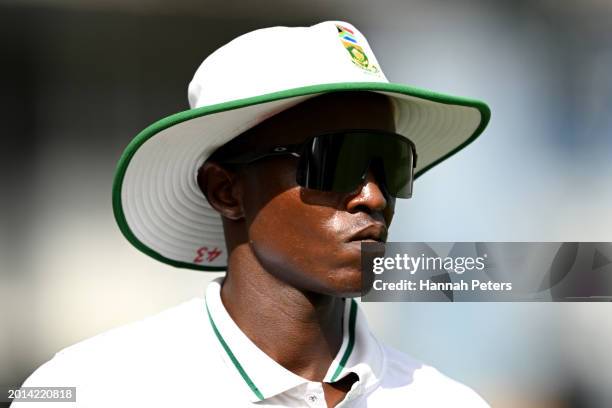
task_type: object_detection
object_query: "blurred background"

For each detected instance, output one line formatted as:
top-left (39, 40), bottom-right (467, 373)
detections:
top-left (1, 0), bottom-right (611, 406)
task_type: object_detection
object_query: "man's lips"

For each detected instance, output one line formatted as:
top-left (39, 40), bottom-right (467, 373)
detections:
top-left (345, 223), bottom-right (388, 243)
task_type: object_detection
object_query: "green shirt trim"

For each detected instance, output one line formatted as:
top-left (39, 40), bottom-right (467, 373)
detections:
top-left (330, 299), bottom-right (358, 382)
top-left (204, 297), bottom-right (358, 400)
top-left (205, 299), bottom-right (265, 401)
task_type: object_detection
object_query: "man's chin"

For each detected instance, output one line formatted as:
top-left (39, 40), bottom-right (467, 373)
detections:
top-left (319, 267), bottom-right (364, 298)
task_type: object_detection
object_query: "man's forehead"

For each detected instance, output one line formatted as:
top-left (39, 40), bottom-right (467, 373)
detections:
top-left (237, 91), bottom-right (396, 149)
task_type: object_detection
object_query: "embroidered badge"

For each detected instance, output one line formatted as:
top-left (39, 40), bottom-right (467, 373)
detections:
top-left (336, 24), bottom-right (379, 74)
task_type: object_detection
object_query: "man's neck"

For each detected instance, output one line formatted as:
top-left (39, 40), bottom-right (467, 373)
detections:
top-left (221, 245), bottom-right (345, 382)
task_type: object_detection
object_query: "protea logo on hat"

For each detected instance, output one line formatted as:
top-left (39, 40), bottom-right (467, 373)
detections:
top-left (112, 20), bottom-right (491, 271)
top-left (336, 24), bottom-right (379, 74)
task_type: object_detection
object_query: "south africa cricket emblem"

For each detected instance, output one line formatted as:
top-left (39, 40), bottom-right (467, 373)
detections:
top-left (336, 24), bottom-right (379, 74)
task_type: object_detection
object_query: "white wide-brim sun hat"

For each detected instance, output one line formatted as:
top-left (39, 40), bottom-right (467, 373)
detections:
top-left (113, 21), bottom-right (490, 271)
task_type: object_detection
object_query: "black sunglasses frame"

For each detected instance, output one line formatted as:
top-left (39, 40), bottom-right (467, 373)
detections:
top-left (218, 129), bottom-right (418, 198)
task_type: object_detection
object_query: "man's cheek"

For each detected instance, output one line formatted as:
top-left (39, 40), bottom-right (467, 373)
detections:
top-left (322, 212), bottom-right (345, 238)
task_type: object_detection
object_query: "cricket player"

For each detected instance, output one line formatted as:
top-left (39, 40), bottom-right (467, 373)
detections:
top-left (14, 21), bottom-right (491, 407)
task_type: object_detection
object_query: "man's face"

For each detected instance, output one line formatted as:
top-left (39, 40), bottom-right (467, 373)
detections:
top-left (213, 92), bottom-right (396, 297)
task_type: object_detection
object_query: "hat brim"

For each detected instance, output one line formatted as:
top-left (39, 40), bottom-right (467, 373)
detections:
top-left (113, 82), bottom-right (490, 271)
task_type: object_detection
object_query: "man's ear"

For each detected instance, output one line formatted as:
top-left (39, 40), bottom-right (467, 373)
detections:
top-left (197, 162), bottom-right (244, 220)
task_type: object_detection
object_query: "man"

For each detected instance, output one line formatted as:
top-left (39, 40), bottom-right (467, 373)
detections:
top-left (14, 21), bottom-right (490, 407)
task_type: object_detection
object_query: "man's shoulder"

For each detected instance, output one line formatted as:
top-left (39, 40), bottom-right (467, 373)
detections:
top-left (59, 297), bottom-right (206, 357)
top-left (376, 343), bottom-right (490, 407)
top-left (20, 298), bottom-right (214, 386)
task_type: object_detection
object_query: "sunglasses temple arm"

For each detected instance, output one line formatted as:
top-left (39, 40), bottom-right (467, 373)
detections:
top-left (219, 144), bottom-right (302, 165)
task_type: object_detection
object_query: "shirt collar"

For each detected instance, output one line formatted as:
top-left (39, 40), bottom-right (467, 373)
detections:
top-left (205, 277), bottom-right (384, 402)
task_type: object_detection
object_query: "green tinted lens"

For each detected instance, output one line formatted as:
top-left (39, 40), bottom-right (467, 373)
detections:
top-left (296, 131), bottom-right (415, 198)
top-left (297, 134), bottom-right (367, 192)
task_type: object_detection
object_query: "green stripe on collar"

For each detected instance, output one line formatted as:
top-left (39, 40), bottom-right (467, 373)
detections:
top-left (205, 296), bottom-right (358, 397)
top-left (330, 299), bottom-right (358, 382)
top-left (205, 298), bottom-right (264, 401)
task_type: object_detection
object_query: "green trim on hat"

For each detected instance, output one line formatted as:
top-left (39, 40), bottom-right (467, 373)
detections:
top-left (113, 81), bottom-right (491, 271)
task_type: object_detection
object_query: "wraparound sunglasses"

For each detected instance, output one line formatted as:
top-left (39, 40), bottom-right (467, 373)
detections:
top-left (220, 129), bottom-right (417, 198)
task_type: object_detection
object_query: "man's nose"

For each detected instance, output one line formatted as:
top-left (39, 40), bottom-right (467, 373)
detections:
top-left (345, 168), bottom-right (388, 214)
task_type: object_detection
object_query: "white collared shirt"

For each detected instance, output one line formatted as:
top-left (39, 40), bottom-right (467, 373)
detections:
top-left (14, 278), bottom-right (489, 407)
